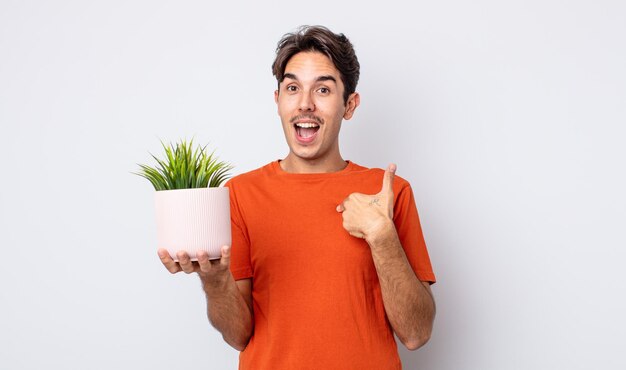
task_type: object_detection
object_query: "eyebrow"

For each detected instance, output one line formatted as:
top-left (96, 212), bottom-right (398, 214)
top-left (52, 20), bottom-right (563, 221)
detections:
top-left (282, 73), bottom-right (337, 84)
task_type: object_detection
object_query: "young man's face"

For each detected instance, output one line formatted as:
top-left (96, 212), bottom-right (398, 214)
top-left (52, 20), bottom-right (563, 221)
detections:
top-left (274, 51), bottom-right (359, 167)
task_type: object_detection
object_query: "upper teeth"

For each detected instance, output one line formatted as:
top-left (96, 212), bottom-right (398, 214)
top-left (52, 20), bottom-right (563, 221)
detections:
top-left (296, 123), bottom-right (319, 128)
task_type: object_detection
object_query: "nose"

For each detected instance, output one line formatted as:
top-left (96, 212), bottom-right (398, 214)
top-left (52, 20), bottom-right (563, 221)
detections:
top-left (298, 91), bottom-right (315, 112)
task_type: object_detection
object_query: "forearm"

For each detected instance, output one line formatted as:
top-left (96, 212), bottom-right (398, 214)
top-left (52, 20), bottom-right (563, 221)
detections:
top-left (202, 275), bottom-right (253, 351)
top-left (367, 221), bottom-right (435, 350)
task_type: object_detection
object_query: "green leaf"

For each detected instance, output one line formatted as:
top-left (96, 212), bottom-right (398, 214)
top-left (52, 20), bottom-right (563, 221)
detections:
top-left (134, 138), bottom-right (233, 190)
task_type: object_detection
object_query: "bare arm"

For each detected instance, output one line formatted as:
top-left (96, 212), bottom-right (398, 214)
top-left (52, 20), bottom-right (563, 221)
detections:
top-left (158, 246), bottom-right (254, 351)
top-left (366, 222), bottom-right (435, 350)
top-left (337, 164), bottom-right (435, 350)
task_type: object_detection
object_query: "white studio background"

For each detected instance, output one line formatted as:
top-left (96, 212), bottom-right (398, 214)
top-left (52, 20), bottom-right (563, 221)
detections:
top-left (1, 1), bottom-right (625, 369)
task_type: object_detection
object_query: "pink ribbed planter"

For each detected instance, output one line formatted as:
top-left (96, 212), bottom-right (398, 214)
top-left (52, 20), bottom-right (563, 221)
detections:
top-left (155, 187), bottom-right (231, 261)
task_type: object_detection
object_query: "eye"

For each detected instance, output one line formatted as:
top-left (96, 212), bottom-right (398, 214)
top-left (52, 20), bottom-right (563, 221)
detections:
top-left (317, 87), bottom-right (330, 94)
top-left (286, 85), bottom-right (298, 92)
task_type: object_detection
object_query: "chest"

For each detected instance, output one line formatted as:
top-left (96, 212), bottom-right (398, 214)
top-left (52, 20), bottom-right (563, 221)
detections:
top-left (239, 182), bottom-right (379, 283)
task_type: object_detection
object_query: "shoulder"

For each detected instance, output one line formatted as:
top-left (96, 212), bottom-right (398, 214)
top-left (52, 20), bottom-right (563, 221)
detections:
top-left (225, 162), bottom-right (275, 188)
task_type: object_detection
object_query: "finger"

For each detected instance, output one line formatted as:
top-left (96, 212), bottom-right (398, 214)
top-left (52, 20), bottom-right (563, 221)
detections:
top-left (380, 163), bottom-right (397, 196)
top-left (197, 250), bottom-right (212, 273)
top-left (177, 251), bottom-right (195, 274)
top-left (158, 249), bottom-right (181, 274)
top-left (157, 248), bottom-right (170, 260)
top-left (349, 231), bottom-right (365, 239)
top-left (219, 245), bottom-right (231, 268)
top-left (336, 203), bottom-right (345, 212)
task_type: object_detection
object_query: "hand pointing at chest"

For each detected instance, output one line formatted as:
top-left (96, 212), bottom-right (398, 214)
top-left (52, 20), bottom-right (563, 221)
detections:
top-left (336, 164), bottom-right (397, 241)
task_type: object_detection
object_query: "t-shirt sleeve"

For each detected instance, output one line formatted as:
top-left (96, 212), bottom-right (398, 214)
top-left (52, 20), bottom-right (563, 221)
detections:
top-left (225, 180), bottom-right (253, 280)
top-left (394, 183), bottom-right (436, 284)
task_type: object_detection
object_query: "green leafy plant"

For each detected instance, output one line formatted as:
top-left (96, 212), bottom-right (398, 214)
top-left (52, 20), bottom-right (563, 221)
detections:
top-left (134, 139), bottom-right (233, 190)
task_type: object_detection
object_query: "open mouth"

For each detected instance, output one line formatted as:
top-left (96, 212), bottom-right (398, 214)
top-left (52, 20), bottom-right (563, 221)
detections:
top-left (294, 122), bottom-right (320, 141)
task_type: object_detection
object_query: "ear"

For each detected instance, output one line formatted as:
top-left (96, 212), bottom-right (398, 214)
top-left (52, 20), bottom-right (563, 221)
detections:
top-left (274, 89), bottom-right (279, 104)
top-left (343, 92), bottom-right (360, 120)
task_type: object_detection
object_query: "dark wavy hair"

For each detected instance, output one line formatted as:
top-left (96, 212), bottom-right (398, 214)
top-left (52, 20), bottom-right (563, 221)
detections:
top-left (272, 25), bottom-right (360, 104)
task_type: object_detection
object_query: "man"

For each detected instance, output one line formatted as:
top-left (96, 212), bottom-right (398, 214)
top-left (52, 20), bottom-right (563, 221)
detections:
top-left (158, 25), bottom-right (436, 369)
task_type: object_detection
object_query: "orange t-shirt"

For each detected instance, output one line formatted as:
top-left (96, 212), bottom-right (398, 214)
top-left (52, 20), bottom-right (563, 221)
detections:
top-left (226, 161), bottom-right (435, 370)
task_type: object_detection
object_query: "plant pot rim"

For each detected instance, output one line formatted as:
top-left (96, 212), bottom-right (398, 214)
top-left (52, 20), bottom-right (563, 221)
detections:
top-left (155, 186), bottom-right (228, 192)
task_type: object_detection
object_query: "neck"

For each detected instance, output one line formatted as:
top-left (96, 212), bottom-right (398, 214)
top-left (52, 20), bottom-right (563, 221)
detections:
top-left (280, 154), bottom-right (347, 174)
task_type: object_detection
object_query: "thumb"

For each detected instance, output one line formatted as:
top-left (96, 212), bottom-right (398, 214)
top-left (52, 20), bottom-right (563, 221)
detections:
top-left (380, 163), bottom-right (396, 196)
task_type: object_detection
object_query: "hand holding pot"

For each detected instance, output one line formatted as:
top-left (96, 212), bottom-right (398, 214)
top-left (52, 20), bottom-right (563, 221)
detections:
top-left (158, 245), bottom-right (232, 285)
